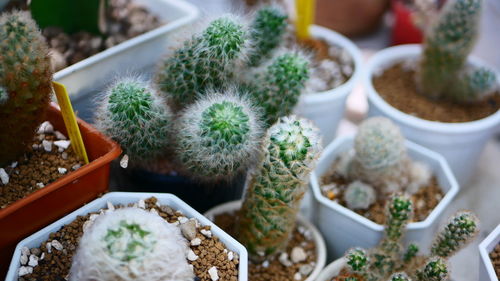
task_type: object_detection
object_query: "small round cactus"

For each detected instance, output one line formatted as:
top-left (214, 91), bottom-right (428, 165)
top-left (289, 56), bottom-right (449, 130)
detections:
top-left (70, 208), bottom-right (194, 281)
top-left (344, 181), bottom-right (376, 210)
top-left (416, 257), bottom-right (448, 281)
top-left (346, 248), bottom-right (368, 273)
top-left (174, 90), bottom-right (263, 182)
top-left (94, 77), bottom-right (172, 163)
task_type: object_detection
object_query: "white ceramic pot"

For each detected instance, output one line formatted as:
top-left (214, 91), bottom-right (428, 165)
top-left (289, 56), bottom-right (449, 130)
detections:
top-left (364, 44), bottom-right (500, 186)
top-left (479, 224), bottom-right (500, 281)
top-left (204, 200), bottom-right (327, 281)
top-left (316, 258), bottom-right (346, 281)
top-left (310, 135), bottom-right (459, 259)
top-left (6, 192), bottom-right (248, 281)
top-left (295, 25), bottom-right (363, 145)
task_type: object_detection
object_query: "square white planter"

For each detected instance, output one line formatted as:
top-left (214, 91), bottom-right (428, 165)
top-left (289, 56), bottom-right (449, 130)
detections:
top-left (6, 192), bottom-right (248, 281)
top-left (479, 224), bottom-right (500, 281)
top-left (310, 135), bottom-right (459, 259)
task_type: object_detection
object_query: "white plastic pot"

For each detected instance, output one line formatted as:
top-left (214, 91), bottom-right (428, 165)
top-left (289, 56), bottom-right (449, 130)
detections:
top-left (295, 25), bottom-right (363, 145)
top-left (204, 200), bottom-right (327, 281)
top-left (364, 44), bottom-right (500, 186)
top-left (316, 258), bottom-right (346, 281)
top-left (479, 224), bottom-right (500, 281)
top-left (310, 135), bottom-right (459, 259)
top-left (6, 192), bottom-right (248, 281)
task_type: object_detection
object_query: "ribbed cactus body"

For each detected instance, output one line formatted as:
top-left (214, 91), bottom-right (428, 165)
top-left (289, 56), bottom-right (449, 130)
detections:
top-left (156, 16), bottom-right (247, 109)
top-left (238, 116), bottom-right (321, 259)
top-left (94, 77), bottom-right (172, 162)
top-left (0, 12), bottom-right (53, 166)
top-left (344, 181), bottom-right (376, 210)
top-left (431, 211), bottom-right (478, 258)
top-left (175, 91), bottom-right (263, 182)
top-left (415, 258), bottom-right (448, 281)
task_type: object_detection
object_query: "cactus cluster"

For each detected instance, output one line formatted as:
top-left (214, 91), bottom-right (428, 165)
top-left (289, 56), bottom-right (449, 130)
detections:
top-left (344, 181), bottom-right (376, 210)
top-left (417, 0), bottom-right (498, 103)
top-left (237, 116), bottom-right (322, 260)
top-left (338, 195), bottom-right (479, 281)
top-left (70, 208), bottom-right (194, 281)
top-left (0, 11), bottom-right (53, 166)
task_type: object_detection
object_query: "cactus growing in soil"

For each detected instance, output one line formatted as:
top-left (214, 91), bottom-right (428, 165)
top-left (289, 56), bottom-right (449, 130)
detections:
top-left (94, 77), bottom-right (172, 163)
top-left (390, 272), bottom-right (412, 281)
top-left (156, 16), bottom-right (248, 109)
top-left (174, 90), bottom-right (263, 183)
top-left (417, 0), bottom-right (498, 103)
top-left (238, 116), bottom-right (322, 260)
top-left (430, 211), bottom-right (479, 258)
top-left (70, 208), bottom-right (194, 281)
top-left (0, 11), bottom-right (53, 166)
top-left (344, 181), bottom-right (376, 210)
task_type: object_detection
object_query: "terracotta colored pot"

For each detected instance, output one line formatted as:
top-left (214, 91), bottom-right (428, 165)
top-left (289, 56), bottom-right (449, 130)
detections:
top-left (0, 103), bottom-right (121, 278)
top-left (391, 0), bottom-right (423, 45)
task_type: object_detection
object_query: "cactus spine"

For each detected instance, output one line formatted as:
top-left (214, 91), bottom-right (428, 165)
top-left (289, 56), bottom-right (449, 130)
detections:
top-left (174, 90), bottom-right (263, 182)
top-left (0, 11), bottom-right (53, 166)
top-left (238, 116), bottom-right (322, 260)
top-left (430, 211), bottom-right (479, 258)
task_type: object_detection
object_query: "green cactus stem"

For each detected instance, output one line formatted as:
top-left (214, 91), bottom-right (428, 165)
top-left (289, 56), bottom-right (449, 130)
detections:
top-left (415, 257), bottom-right (448, 281)
top-left (403, 243), bottom-right (419, 263)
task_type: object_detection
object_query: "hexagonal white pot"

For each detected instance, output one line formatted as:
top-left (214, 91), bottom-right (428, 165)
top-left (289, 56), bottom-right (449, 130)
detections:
top-left (204, 200), bottom-right (327, 281)
top-left (294, 25), bottom-right (363, 145)
top-left (479, 224), bottom-right (500, 281)
top-left (364, 44), bottom-right (500, 186)
top-left (6, 192), bottom-right (248, 281)
top-left (310, 135), bottom-right (459, 259)
top-left (316, 258), bottom-right (346, 281)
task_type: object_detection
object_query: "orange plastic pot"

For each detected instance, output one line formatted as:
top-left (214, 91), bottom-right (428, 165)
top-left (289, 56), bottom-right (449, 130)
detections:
top-left (0, 103), bottom-right (121, 277)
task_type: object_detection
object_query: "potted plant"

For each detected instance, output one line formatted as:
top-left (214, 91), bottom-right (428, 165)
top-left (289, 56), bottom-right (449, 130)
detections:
top-left (479, 224), bottom-right (500, 281)
top-left (309, 117), bottom-right (459, 258)
top-left (0, 11), bottom-right (121, 277)
top-left (5, 192), bottom-right (248, 281)
top-left (316, 195), bottom-right (479, 281)
top-left (364, 0), bottom-right (500, 186)
top-left (205, 116), bottom-right (327, 281)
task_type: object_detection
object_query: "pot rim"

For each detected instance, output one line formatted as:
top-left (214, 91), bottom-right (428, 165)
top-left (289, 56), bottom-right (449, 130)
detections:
top-left (479, 224), bottom-right (500, 280)
top-left (316, 257), bottom-right (347, 281)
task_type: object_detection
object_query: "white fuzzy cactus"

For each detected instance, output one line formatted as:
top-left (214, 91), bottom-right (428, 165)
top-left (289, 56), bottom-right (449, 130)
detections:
top-left (70, 208), bottom-right (194, 281)
top-left (344, 181), bottom-right (377, 210)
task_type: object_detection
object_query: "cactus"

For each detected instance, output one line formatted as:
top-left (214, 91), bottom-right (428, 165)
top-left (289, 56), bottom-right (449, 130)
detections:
top-left (390, 273), bottom-right (412, 281)
top-left (346, 248), bottom-right (368, 273)
top-left (0, 11), bottom-right (53, 166)
top-left (247, 5), bottom-right (288, 66)
top-left (94, 77), bottom-right (172, 163)
top-left (415, 257), bottom-right (448, 281)
top-left (385, 195), bottom-right (413, 243)
top-left (344, 181), bottom-right (377, 210)
top-left (70, 208), bottom-right (194, 281)
top-left (403, 243), bottom-right (419, 263)
top-left (238, 116), bottom-right (322, 260)
top-left (156, 16), bottom-right (248, 109)
top-left (430, 211), bottom-right (479, 258)
top-left (174, 90), bottom-right (263, 182)
top-left (416, 0), bottom-right (497, 102)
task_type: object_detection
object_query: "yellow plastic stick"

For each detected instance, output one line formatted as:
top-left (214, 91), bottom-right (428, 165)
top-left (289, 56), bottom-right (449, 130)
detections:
top-left (295, 0), bottom-right (315, 40)
top-left (52, 82), bottom-right (89, 164)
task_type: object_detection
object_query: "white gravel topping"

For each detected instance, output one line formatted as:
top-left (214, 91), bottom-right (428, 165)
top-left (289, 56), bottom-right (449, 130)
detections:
top-left (187, 249), bottom-right (199, 261)
top-left (208, 266), bottom-right (219, 281)
top-left (0, 168), bottom-right (9, 185)
top-left (37, 121), bottom-right (54, 134)
top-left (54, 140), bottom-right (71, 150)
top-left (57, 167), bottom-right (67, 174)
top-left (42, 140), bottom-right (53, 152)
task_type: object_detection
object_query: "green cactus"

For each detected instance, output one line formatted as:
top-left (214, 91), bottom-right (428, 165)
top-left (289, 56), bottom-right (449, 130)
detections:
top-left (403, 243), bottom-right (419, 263)
top-left (0, 11), bottom-right (53, 166)
top-left (238, 116), bottom-right (322, 260)
top-left (431, 211), bottom-right (479, 258)
top-left (247, 5), bottom-right (288, 66)
top-left (94, 77), bottom-right (172, 162)
top-left (417, 0), bottom-right (497, 102)
top-left (347, 248), bottom-right (368, 273)
top-left (344, 181), bottom-right (377, 210)
top-left (385, 195), bottom-right (413, 242)
top-left (156, 16), bottom-right (247, 109)
top-left (390, 273), bottom-right (412, 281)
top-left (174, 90), bottom-right (263, 183)
top-left (415, 258), bottom-right (448, 281)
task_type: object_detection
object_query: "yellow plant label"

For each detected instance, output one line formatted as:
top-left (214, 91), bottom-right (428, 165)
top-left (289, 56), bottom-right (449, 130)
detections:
top-left (52, 82), bottom-right (89, 164)
top-left (295, 0), bottom-right (315, 40)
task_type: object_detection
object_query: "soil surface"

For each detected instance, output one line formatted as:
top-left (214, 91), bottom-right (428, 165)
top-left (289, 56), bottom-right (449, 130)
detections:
top-left (17, 197), bottom-right (239, 281)
top-left (490, 243), bottom-right (500, 279)
top-left (215, 211), bottom-right (317, 281)
top-left (373, 63), bottom-right (500, 123)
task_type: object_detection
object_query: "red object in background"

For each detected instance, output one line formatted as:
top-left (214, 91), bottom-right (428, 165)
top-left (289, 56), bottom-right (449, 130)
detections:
top-left (391, 0), bottom-right (423, 45)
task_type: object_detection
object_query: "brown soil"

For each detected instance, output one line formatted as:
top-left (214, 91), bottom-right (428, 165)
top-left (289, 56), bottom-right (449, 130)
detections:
top-left (0, 126), bottom-right (83, 209)
top-left (215, 212), bottom-right (317, 281)
top-left (490, 243), bottom-right (500, 279)
top-left (18, 197), bottom-right (239, 281)
top-left (321, 169), bottom-right (443, 224)
top-left (373, 63), bottom-right (500, 123)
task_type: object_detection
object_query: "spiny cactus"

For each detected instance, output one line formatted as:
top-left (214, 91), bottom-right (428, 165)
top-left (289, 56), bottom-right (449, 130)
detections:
top-left (94, 77), bottom-right (172, 163)
top-left (344, 181), bottom-right (376, 210)
top-left (390, 272), bottom-right (412, 281)
top-left (156, 16), bottom-right (248, 109)
top-left (70, 208), bottom-right (194, 281)
top-left (430, 211), bottom-right (479, 258)
top-left (238, 116), bottom-right (322, 260)
top-left (417, 0), bottom-right (497, 102)
top-left (174, 90), bottom-right (263, 183)
top-left (415, 257), bottom-right (448, 281)
top-left (0, 11), bottom-right (53, 166)
top-left (247, 5), bottom-right (288, 66)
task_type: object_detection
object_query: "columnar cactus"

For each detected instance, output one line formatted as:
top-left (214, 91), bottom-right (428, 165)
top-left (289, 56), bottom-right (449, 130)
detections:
top-left (70, 208), bottom-right (194, 281)
top-left (344, 181), bottom-right (377, 210)
top-left (417, 0), bottom-right (497, 102)
top-left (430, 211), bottom-right (479, 258)
top-left (174, 90), bottom-right (263, 182)
top-left (156, 16), bottom-right (248, 109)
top-left (94, 77), bottom-right (172, 162)
top-left (238, 116), bottom-right (322, 260)
top-left (0, 11), bottom-right (53, 166)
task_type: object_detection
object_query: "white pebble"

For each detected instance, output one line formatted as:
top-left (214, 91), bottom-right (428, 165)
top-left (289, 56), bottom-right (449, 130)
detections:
top-left (32, 143), bottom-right (40, 150)
top-left (187, 249), bottom-right (199, 261)
top-left (18, 266), bottom-right (33, 276)
top-left (294, 272), bottom-right (302, 280)
top-left (299, 264), bottom-right (314, 275)
top-left (178, 216), bottom-right (188, 224)
top-left (200, 229), bottom-right (212, 238)
top-left (54, 140), bottom-right (71, 150)
top-left (54, 131), bottom-right (67, 140)
top-left (191, 238), bottom-right (202, 246)
top-left (149, 208), bottom-right (159, 215)
top-left (72, 164), bottom-right (81, 170)
top-left (279, 252), bottom-right (292, 267)
top-left (37, 121), bottom-right (54, 134)
top-left (208, 266), bottom-right (219, 281)
top-left (28, 254), bottom-right (38, 267)
top-left (11, 161), bottom-right (18, 168)
top-left (227, 251), bottom-right (234, 261)
top-left (180, 220), bottom-right (197, 240)
top-left (262, 260), bottom-right (270, 268)
top-left (120, 154), bottom-right (129, 168)
top-left (20, 254), bottom-right (28, 265)
top-left (58, 167), bottom-right (67, 174)
top-left (42, 140), bottom-right (53, 152)
top-left (36, 182), bottom-right (45, 188)
top-left (51, 240), bottom-right (63, 251)
top-left (106, 201), bottom-right (115, 211)
top-left (137, 199), bottom-right (145, 209)
top-left (61, 152), bottom-right (68, 159)
top-left (21, 247), bottom-right (30, 256)
top-left (0, 168), bottom-right (9, 185)
top-left (291, 247), bottom-right (307, 263)
top-left (40, 253), bottom-right (45, 260)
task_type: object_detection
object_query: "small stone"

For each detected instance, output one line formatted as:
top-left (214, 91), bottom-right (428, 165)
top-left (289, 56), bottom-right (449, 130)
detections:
top-left (21, 247), bottom-right (30, 256)
top-left (54, 131), bottom-right (67, 140)
top-left (54, 140), bottom-right (71, 150)
top-left (107, 201), bottom-right (115, 211)
top-left (160, 205), bottom-right (174, 215)
top-left (208, 266), bottom-right (219, 281)
top-left (299, 264), bottom-right (314, 275)
top-left (200, 229), bottom-right (212, 238)
top-left (137, 199), bottom-right (145, 209)
top-left (58, 167), bottom-right (67, 174)
top-left (42, 140), bottom-right (53, 152)
top-left (18, 266), bottom-right (33, 276)
top-left (120, 154), bottom-right (129, 168)
top-left (61, 152), bottom-right (68, 160)
top-left (20, 254), bottom-right (28, 265)
top-left (0, 168), bottom-right (9, 185)
top-left (40, 253), bottom-right (45, 260)
top-left (178, 216), bottom-right (188, 224)
top-left (180, 220), bottom-right (197, 240)
top-left (149, 208), bottom-right (158, 215)
top-left (291, 247), bottom-right (307, 263)
top-left (279, 252), bottom-right (292, 267)
top-left (191, 238), bottom-right (201, 246)
top-left (11, 162), bottom-right (18, 168)
top-left (36, 182), bottom-right (45, 188)
top-left (262, 260), bottom-right (269, 268)
top-left (187, 250), bottom-right (198, 261)
top-left (28, 255), bottom-right (38, 267)
top-left (37, 121), bottom-right (54, 134)
top-left (72, 164), bottom-right (81, 170)
top-left (227, 251), bottom-right (234, 261)
top-left (32, 144), bottom-right (40, 150)
top-left (294, 272), bottom-right (302, 280)
top-left (51, 240), bottom-right (63, 251)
